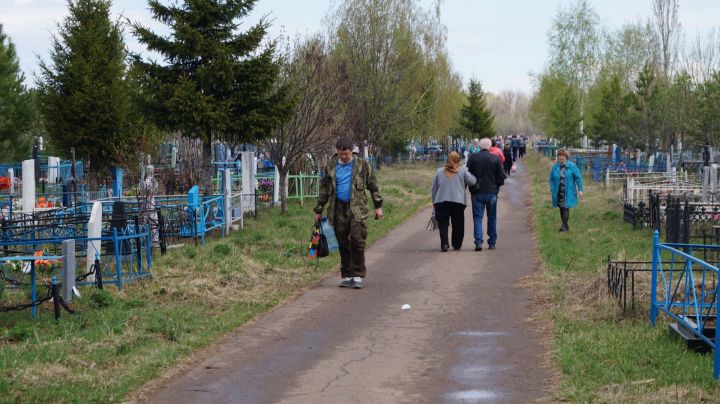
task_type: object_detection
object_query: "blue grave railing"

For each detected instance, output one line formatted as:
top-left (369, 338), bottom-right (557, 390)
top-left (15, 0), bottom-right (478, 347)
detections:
top-left (650, 230), bottom-right (720, 380)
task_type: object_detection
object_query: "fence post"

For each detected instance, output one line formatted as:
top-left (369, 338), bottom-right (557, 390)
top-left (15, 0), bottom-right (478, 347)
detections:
top-left (299, 173), bottom-right (304, 206)
top-left (113, 228), bottom-right (122, 290)
top-left (224, 169), bottom-right (232, 235)
top-left (61, 239), bottom-right (76, 303)
top-left (650, 230), bottom-right (660, 325)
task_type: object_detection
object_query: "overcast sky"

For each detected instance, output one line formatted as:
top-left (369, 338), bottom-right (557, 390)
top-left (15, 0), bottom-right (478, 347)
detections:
top-left (2, 0), bottom-right (720, 94)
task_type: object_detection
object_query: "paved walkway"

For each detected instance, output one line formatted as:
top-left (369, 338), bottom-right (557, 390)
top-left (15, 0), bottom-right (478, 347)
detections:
top-left (142, 160), bottom-right (550, 403)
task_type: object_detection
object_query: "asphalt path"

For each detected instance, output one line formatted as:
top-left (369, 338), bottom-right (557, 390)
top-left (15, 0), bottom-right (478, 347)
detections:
top-left (143, 160), bottom-right (550, 403)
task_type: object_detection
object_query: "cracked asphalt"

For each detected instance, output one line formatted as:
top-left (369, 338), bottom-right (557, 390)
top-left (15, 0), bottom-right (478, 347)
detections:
top-left (143, 160), bottom-right (550, 403)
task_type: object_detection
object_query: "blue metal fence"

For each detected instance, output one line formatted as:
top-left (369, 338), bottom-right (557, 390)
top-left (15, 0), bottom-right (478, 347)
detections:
top-left (650, 230), bottom-right (720, 380)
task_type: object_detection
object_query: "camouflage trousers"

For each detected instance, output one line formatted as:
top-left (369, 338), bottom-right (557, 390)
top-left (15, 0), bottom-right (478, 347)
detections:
top-left (334, 200), bottom-right (368, 278)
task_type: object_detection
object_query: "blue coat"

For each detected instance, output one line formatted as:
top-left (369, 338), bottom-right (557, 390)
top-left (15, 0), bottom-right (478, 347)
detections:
top-left (549, 161), bottom-right (584, 208)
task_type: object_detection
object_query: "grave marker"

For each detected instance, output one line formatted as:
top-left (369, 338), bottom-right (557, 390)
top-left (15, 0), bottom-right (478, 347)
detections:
top-left (86, 201), bottom-right (102, 282)
top-left (22, 159), bottom-right (35, 213)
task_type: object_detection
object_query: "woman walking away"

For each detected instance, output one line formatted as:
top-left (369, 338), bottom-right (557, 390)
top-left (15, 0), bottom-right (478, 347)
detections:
top-left (548, 149), bottom-right (584, 232)
top-left (503, 143), bottom-right (513, 176)
top-left (432, 152), bottom-right (477, 251)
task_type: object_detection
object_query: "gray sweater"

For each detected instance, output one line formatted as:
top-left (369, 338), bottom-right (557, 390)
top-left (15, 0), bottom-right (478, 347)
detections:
top-left (431, 166), bottom-right (477, 206)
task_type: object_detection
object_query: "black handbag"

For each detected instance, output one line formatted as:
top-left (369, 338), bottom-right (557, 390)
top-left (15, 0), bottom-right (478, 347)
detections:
top-left (316, 221), bottom-right (330, 258)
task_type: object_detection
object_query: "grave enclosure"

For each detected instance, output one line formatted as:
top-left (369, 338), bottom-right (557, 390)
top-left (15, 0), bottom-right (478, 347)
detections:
top-left (0, 147), bottom-right (321, 319)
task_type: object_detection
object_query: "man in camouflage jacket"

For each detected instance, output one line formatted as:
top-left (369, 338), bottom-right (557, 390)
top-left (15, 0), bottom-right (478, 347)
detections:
top-left (314, 138), bottom-right (383, 289)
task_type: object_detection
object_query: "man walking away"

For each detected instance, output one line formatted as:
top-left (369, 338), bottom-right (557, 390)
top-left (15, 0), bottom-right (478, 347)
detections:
top-left (519, 136), bottom-right (527, 159)
top-left (467, 138), bottom-right (506, 251)
top-left (511, 135), bottom-right (520, 161)
top-left (314, 138), bottom-right (383, 289)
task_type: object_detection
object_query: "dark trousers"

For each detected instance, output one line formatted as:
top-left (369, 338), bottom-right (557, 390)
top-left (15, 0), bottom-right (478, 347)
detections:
top-left (334, 200), bottom-right (368, 278)
top-left (434, 201), bottom-right (466, 249)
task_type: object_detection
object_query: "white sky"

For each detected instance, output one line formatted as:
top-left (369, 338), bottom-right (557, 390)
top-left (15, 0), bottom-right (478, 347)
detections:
top-left (2, 0), bottom-right (720, 94)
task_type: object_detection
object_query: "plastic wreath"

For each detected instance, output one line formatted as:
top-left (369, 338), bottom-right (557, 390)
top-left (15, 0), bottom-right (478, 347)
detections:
top-left (307, 223), bottom-right (322, 260)
top-left (0, 176), bottom-right (10, 191)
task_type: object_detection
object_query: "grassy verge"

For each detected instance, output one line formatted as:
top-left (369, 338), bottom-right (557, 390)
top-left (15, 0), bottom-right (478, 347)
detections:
top-left (0, 164), bottom-right (436, 403)
top-left (526, 152), bottom-right (720, 402)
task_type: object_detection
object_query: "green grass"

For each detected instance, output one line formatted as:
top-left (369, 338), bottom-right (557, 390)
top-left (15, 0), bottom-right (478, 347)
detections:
top-left (526, 153), bottom-right (720, 402)
top-left (0, 164), bottom-right (436, 403)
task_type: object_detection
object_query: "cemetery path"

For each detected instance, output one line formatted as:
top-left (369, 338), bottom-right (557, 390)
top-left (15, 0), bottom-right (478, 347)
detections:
top-left (140, 160), bottom-right (551, 404)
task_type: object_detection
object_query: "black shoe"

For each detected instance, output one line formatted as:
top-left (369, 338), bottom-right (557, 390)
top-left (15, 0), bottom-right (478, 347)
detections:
top-left (339, 278), bottom-right (354, 288)
top-left (475, 245), bottom-right (483, 251)
top-left (441, 244), bottom-right (449, 252)
top-left (453, 246), bottom-right (461, 251)
top-left (488, 245), bottom-right (496, 250)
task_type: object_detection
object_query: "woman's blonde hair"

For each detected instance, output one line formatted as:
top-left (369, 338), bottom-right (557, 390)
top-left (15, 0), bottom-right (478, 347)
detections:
top-left (444, 151), bottom-right (461, 176)
top-left (557, 149), bottom-right (569, 159)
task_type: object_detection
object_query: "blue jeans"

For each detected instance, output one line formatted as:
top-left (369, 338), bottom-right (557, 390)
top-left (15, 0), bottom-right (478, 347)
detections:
top-left (471, 193), bottom-right (498, 246)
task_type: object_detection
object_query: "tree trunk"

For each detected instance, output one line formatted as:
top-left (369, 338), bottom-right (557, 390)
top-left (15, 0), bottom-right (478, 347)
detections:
top-left (280, 168), bottom-right (289, 214)
top-left (201, 139), bottom-right (213, 195)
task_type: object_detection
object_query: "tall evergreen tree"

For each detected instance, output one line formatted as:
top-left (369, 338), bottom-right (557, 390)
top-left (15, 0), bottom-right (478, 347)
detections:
top-left (131, 0), bottom-right (290, 193)
top-left (460, 80), bottom-right (494, 138)
top-left (0, 25), bottom-right (35, 161)
top-left (37, 0), bottom-right (132, 179)
top-left (628, 63), bottom-right (660, 154)
top-left (550, 85), bottom-right (581, 147)
top-left (590, 74), bottom-right (632, 148)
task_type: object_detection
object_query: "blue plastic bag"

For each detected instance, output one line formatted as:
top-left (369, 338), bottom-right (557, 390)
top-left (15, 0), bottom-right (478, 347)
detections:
top-left (320, 217), bottom-right (339, 253)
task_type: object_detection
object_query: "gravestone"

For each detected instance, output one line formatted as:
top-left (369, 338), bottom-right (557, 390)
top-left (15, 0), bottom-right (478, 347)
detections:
top-left (112, 167), bottom-right (123, 198)
top-left (61, 239), bottom-right (75, 303)
top-left (171, 146), bottom-right (177, 169)
top-left (648, 155), bottom-right (655, 173)
top-left (106, 201), bottom-right (130, 254)
top-left (273, 165), bottom-right (280, 206)
top-left (240, 151), bottom-right (255, 213)
top-left (21, 159), bottom-right (35, 213)
top-left (7, 168), bottom-right (13, 194)
top-left (47, 156), bottom-right (60, 184)
top-left (86, 201), bottom-right (102, 282)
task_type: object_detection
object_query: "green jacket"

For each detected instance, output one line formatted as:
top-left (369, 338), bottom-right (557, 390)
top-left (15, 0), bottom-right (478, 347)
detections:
top-left (314, 153), bottom-right (383, 224)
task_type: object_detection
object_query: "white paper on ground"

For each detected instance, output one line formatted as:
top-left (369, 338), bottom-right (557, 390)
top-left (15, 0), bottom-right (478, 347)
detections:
top-left (401, 304), bottom-right (411, 310)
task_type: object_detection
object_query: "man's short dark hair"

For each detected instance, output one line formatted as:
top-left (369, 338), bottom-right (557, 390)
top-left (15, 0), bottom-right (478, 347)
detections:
top-left (491, 139), bottom-right (497, 147)
top-left (336, 137), bottom-right (353, 151)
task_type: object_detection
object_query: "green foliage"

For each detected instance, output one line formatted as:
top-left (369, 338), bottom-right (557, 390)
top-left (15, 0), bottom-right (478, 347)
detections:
top-left (698, 72), bottom-right (720, 142)
top-left (213, 243), bottom-right (231, 258)
top-left (8, 321), bottom-right (34, 342)
top-left (628, 63), bottom-right (661, 153)
top-left (460, 79), bottom-right (494, 138)
top-left (589, 74), bottom-right (633, 147)
top-left (550, 84), bottom-right (581, 147)
top-left (0, 25), bottom-right (35, 161)
top-left (132, 0), bottom-right (291, 192)
top-left (37, 0), bottom-right (134, 175)
top-left (90, 289), bottom-right (114, 308)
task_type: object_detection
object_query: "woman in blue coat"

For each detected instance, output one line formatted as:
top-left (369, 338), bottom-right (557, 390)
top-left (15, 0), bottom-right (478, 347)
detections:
top-left (548, 149), bottom-right (584, 231)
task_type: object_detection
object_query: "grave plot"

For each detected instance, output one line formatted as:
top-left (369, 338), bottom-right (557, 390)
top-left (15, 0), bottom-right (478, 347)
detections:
top-left (649, 232), bottom-right (720, 380)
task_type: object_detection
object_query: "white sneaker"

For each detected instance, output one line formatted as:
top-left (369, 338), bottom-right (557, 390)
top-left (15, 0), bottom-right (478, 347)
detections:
top-left (352, 277), bottom-right (363, 289)
top-left (339, 277), bottom-right (353, 287)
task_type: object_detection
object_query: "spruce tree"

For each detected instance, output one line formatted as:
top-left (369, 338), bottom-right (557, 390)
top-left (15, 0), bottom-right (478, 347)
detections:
top-left (590, 75), bottom-right (631, 148)
top-left (460, 80), bottom-right (494, 138)
top-left (37, 0), bottom-right (132, 179)
top-left (131, 0), bottom-right (291, 193)
top-left (0, 25), bottom-right (35, 161)
top-left (550, 86), bottom-right (581, 147)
